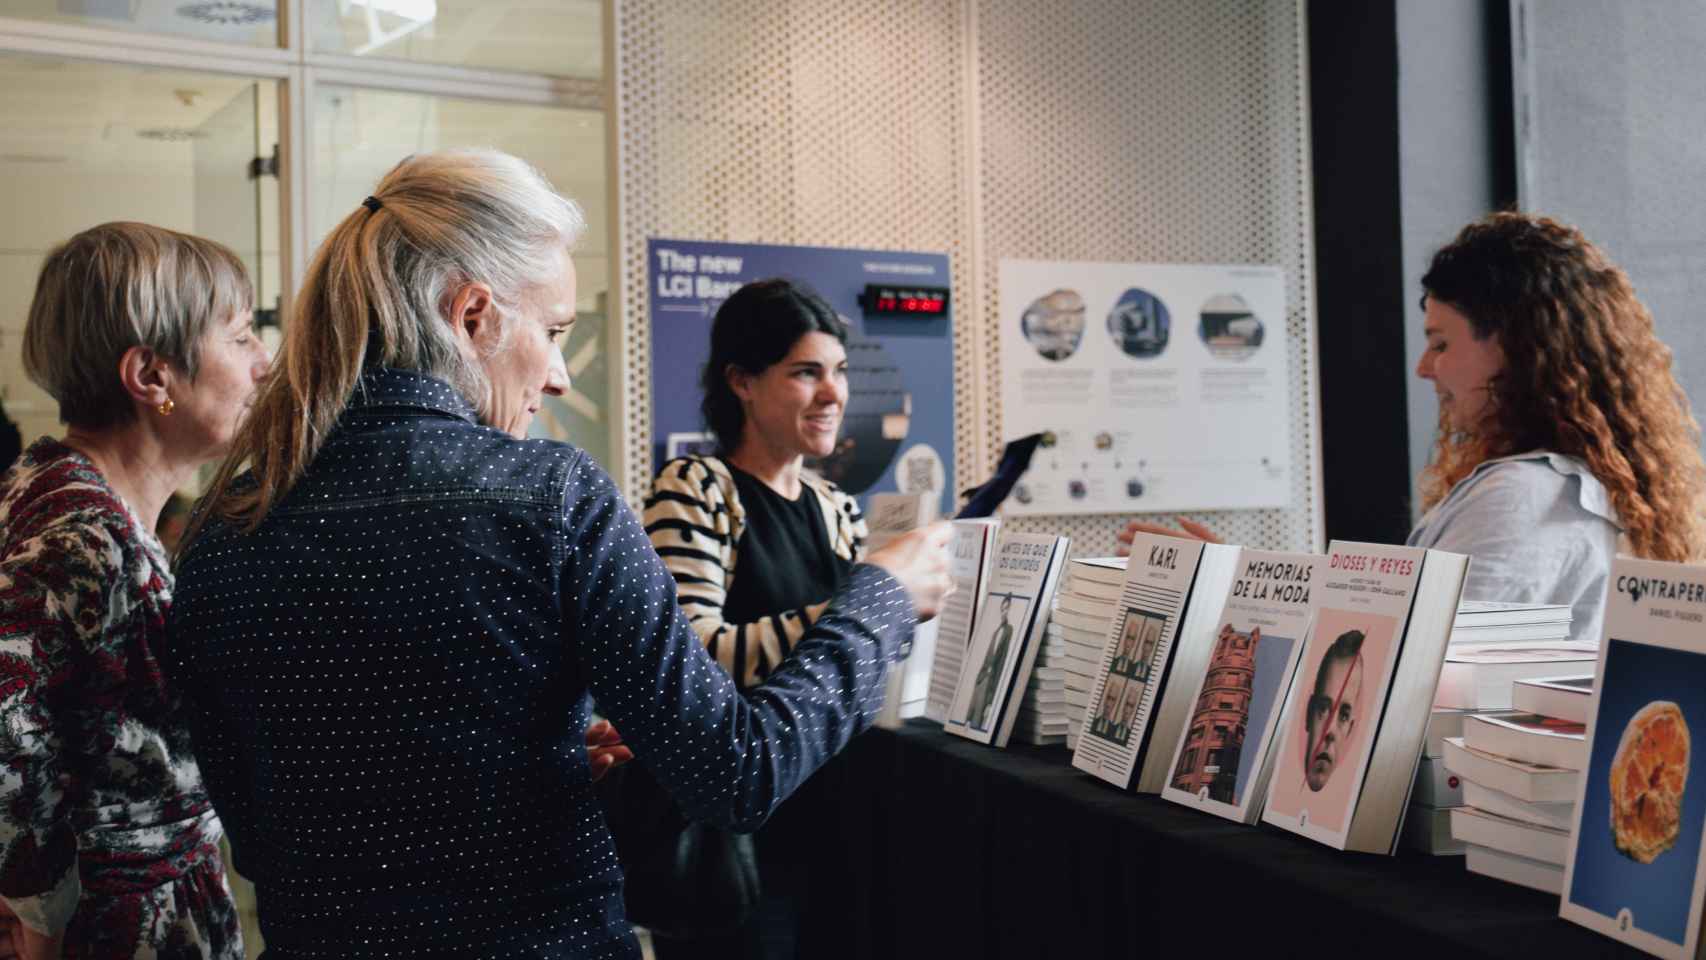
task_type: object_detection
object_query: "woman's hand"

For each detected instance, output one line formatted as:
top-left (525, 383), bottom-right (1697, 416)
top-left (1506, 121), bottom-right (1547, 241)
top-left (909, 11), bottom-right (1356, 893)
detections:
top-left (585, 720), bottom-right (633, 783)
top-left (866, 522), bottom-right (954, 620)
top-left (0, 904), bottom-right (61, 960)
top-left (1115, 517), bottom-right (1222, 556)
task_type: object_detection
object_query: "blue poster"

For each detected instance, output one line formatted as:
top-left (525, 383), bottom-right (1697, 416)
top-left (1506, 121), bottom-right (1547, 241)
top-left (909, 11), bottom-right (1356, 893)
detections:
top-left (647, 238), bottom-right (955, 516)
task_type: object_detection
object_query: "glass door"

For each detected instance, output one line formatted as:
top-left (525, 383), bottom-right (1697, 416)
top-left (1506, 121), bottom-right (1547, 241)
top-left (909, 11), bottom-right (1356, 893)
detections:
top-left (194, 83), bottom-right (268, 324)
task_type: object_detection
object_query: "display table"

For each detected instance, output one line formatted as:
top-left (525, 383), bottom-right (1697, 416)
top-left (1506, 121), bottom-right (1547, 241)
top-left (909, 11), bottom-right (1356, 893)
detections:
top-left (796, 719), bottom-right (1642, 958)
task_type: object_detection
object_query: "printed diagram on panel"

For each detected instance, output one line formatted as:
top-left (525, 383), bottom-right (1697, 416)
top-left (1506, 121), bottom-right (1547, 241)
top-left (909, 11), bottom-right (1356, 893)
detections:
top-left (999, 260), bottom-right (1290, 515)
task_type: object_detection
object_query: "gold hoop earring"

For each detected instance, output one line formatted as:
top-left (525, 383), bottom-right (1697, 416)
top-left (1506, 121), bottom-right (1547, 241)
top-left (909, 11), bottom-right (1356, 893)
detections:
top-left (157, 398), bottom-right (175, 416)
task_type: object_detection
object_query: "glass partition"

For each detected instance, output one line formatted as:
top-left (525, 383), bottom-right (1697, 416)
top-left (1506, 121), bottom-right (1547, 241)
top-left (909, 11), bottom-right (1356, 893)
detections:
top-left (309, 83), bottom-right (612, 464)
top-left (0, 55), bottom-right (274, 450)
top-left (308, 0), bottom-right (600, 78)
top-left (0, 0), bottom-right (280, 47)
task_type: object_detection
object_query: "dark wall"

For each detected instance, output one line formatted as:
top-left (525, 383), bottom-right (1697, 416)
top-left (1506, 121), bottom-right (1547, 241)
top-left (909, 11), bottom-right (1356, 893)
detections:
top-left (1309, 0), bottom-right (1514, 544)
top-left (1308, 1), bottom-right (1412, 544)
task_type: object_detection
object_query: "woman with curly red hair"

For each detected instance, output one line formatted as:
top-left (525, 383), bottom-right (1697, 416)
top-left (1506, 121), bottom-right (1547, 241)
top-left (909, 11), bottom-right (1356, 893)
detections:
top-left (1125, 211), bottom-right (1706, 644)
top-left (1405, 211), bottom-right (1706, 639)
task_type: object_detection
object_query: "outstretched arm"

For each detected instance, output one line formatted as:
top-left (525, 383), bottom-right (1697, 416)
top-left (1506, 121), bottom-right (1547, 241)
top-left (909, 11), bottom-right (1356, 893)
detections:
top-left (574, 458), bottom-right (927, 829)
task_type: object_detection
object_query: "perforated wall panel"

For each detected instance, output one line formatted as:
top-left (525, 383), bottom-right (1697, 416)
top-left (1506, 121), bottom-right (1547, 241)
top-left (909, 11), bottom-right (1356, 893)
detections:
top-left (614, 0), bottom-right (1319, 556)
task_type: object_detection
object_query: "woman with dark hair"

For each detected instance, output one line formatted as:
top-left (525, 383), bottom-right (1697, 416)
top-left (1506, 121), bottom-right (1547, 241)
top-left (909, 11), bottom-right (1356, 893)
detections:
top-left (1124, 212), bottom-right (1706, 644)
top-left (645, 279), bottom-right (863, 690)
top-left (641, 279), bottom-right (871, 958)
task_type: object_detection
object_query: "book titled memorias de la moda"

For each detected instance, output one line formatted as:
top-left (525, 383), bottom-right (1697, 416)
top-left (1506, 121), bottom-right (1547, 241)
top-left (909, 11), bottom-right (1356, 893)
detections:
top-left (943, 531), bottom-right (1068, 748)
top-left (1071, 533), bottom-right (1240, 792)
top-left (1259, 541), bottom-right (1468, 853)
top-left (924, 518), bottom-right (1001, 725)
top-left (1159, 549), bottom-right (1321, 824)
top-left (1561, 557), bottom-right (1706, 959)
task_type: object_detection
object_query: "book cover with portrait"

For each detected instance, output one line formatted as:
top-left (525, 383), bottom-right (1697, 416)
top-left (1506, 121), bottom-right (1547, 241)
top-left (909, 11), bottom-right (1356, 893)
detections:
top-left (945, 532), bottom-right (1068, 748)
top-left (1072, 533), bottom-right (1242, 791)
top-left (1262, 542), bottom-right (1469, 853)
top-left (1561, 556), bottom-right (1706, 959)
top-left (1161, 550), bottom-right (1322, 824)
top-left (1263, 605), bottom-right (1401, 843)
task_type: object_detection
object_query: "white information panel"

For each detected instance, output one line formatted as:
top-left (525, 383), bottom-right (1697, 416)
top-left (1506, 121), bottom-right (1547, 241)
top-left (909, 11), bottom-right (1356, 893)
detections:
top-left (998, 259), bottom-right (1291, 515)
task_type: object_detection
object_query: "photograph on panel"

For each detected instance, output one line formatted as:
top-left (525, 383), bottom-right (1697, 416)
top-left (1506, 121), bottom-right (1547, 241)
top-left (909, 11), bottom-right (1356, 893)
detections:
top-left (1169, 623), bottom-right (1297, 806)
top-left (956, 591), bottom-right (1031, 733)
top-left (1264, 608), bottom-right (1399, 834)
top-left (1565, 639), bottom-right (1704, 952)
top-left (1088, 674), bottom-right (1131, 743)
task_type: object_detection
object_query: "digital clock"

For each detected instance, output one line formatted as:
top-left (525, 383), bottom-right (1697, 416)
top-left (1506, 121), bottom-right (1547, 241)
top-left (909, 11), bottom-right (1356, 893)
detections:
top-left (859, 283), bottom-right (950, 317)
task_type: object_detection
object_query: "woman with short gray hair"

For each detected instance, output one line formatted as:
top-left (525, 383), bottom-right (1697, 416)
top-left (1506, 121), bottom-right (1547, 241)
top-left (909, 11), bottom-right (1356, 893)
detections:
top-left (169, 148), bottom-right (949, 958)
top-left (0, 221), bottom-right (268, 958)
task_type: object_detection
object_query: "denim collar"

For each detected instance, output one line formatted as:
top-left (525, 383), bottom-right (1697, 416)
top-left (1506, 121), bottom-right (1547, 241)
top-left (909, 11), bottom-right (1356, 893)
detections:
top-left (350, 368), bottom-right (479, 424)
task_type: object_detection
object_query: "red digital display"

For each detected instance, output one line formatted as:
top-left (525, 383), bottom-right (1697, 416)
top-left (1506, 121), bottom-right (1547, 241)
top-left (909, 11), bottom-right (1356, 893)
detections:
top-left (861, 284), bottom-right (950, 317)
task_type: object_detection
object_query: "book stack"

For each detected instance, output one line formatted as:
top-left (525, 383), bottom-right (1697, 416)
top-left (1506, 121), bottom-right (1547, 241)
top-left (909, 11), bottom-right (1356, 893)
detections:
top-left (1401, 708), bottom-right (1482, 856)
top-left (1044, 557), bottom-right (1125, 748)
top-left (1441, 675), bottom-right (1593, 893)
top-left (1405, 599), bottom-right (1579, 858)
top-left (1011, 661), bottom-right (1072, 746)
top-left (1435, 601), bottom-right (1590, 712)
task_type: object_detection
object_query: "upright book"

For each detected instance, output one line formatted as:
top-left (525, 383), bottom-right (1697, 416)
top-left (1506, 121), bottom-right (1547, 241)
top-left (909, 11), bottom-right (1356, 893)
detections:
top-left (1160, 549), bottom-right (1321, 823)
top-left (1561, 557), bottom-right (1706, 959)
top-left (944, 532), bottom-right (1069, 748)
top-left (1260, 541), bottom-right (1469, 853)
top-left (925, 518), bottom-right (1000, 724)
top-left (867, 493), bottom-right (941, 726)
top-left (1072, 534), bottom-right (1241, 792)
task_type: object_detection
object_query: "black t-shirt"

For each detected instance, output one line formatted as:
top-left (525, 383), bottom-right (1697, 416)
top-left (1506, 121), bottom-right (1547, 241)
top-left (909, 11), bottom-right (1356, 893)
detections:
top-left (0, 403), bottom-right (20, 475)
top-left (722, 466), bottom-right (852, 626)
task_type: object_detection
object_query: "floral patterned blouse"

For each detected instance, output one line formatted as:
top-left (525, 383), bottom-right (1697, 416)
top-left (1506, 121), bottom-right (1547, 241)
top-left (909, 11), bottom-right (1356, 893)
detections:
top-left (0, 438), bottom-right (240, 958)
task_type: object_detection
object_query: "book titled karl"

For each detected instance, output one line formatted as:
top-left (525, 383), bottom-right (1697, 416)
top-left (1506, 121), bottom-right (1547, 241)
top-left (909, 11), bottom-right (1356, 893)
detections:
top-left (1071, 533), bottom-right (1242, 792)
top-left (1260, 541), bottom-right (1468, 853)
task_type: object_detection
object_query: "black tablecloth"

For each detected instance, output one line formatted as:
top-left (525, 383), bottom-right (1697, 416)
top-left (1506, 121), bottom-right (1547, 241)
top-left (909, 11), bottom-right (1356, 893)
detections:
top-left (793, 719), bottom-right (1643, 959)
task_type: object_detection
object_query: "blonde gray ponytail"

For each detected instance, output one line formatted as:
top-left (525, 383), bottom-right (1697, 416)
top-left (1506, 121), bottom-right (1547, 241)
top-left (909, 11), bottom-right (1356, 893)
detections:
top-left (187, 149), bottom-right (584, 544)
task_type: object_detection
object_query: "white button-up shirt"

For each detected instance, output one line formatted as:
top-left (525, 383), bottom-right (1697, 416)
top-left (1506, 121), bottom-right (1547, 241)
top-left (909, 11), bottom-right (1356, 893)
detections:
top-left (1408, 451), bottom-right (1622, 644)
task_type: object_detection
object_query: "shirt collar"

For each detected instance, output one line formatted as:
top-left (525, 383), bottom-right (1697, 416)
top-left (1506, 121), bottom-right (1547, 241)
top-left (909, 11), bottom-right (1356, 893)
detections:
top-left (1464, 450), bottom-right (1621, 529)
top-left (349, 368), bottom-right (480, 424)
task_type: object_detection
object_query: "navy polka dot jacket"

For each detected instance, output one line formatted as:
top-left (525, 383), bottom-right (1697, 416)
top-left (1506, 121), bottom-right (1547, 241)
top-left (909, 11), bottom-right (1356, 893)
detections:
top-left (167, 369), bottom-right (916, 959)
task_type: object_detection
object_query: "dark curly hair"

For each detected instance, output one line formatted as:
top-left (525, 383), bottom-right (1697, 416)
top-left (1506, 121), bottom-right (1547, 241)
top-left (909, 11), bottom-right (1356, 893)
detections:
top-left (1419, 212), bottom-right (1706, 562)
top-left (700, 279), bottom-right (847, 452)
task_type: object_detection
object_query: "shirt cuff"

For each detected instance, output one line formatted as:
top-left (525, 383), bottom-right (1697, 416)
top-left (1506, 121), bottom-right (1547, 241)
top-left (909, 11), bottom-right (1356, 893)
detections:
top-left (2, 860), bottom-right (81, 938)
top-left (838, 563), bottom-right (919, 663)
